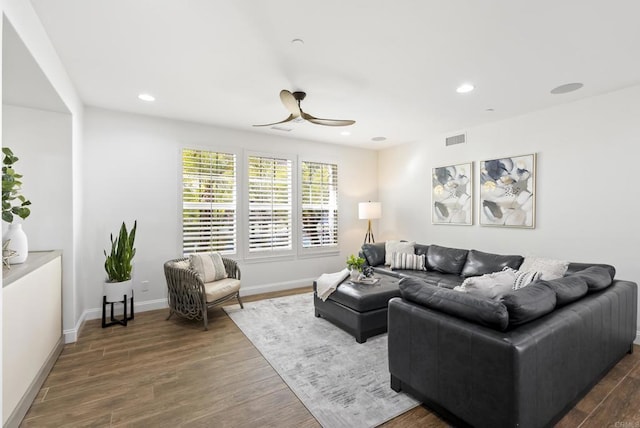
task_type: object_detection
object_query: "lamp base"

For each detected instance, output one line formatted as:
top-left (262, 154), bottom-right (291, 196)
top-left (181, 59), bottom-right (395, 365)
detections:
top-left (363, 220), bottom-right (375, 244)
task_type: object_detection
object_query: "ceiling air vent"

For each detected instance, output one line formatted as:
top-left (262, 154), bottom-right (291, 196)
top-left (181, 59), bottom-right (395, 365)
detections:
top-left (445, 133), bottom-right (466, 146)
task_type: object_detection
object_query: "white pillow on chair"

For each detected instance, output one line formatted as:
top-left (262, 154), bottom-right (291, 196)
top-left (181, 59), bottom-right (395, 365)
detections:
top-left (189, 252), bottom-right (228, 282)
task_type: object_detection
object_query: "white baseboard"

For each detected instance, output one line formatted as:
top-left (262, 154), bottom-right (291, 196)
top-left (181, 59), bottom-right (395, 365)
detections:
top-left (63, 279), bottom-right (314, 344)
top-left (63, 298), bottom-right (168, 343)
top-left (635, 330), bottom-right (640, 345)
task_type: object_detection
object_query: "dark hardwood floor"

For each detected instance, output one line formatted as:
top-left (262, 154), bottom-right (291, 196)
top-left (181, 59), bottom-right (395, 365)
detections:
top-left (20, 287), bottom-right (640, 427)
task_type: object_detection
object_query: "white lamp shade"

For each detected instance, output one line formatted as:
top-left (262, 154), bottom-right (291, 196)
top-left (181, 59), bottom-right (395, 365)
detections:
top-left (358, 202), bottom-right (381, 220)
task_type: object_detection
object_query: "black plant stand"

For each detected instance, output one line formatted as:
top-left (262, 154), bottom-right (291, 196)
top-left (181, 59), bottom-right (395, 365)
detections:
top-left (102, 291), bottom-right (134, 328)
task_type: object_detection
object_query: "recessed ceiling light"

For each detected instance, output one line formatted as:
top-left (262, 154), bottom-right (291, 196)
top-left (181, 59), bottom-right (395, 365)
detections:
top-left (456, 84), bottom-right (475, 94)
top-left (291, 38), bottom-right (304, 46)
top-left (485, 108), bottom-right (495, 112)
top-left (372, 136), bottom-right (386, 142)
top-left (340, 131), bottom-right (351, 136)
top-left (550, 82), bottom-right (584, 94)
top-left (138, 93), bottom-right (155, 102)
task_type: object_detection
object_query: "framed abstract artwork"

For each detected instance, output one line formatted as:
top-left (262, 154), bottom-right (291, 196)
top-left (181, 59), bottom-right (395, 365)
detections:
top-left (479, 153), bottom-right (536, 228)
top-left (432, 162), bottom-right (473, 225)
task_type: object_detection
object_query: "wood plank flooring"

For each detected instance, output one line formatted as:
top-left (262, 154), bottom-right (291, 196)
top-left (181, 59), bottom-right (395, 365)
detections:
top-left (21, 287), bottom-right (640, 427)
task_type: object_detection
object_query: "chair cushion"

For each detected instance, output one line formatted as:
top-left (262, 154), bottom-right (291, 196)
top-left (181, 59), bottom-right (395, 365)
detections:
top-left (362, 242), bottom-right (386, 266)
top-left (204, 278), bottom-right (240, 303)
top-left (190, 252), bottom-right (228, 282)
top-left (426, 244), bottom-right (469, 275)
top-left (461, 249), bottom-right (523, 278)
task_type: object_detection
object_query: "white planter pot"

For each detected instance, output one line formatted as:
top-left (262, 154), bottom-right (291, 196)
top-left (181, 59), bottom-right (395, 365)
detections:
top-left (103, 279), bottom-right (133, 303)
top-left (350, 268), bottom-right (360, 281)
top-left (3, 223), bottom-right (28, 264)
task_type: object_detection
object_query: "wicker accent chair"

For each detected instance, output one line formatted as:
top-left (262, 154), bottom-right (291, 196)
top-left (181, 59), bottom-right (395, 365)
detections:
top-left (164, 256), bottom-right (243, 330)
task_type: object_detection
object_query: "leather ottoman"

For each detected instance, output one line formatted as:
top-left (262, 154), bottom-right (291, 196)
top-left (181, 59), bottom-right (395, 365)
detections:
top-left (313, 272), bottom-right (401, 343)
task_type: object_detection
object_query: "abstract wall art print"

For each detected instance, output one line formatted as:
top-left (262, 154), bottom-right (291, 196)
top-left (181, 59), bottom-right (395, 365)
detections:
top-left (480, 153), bottom-right (536, 228)
top-left (432, 162), bottom-right (473, 225)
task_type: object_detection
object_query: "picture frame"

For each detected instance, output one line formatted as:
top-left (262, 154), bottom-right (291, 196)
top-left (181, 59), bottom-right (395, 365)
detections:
top-left (431, 162), bottom-right (473, 225)
top-left (479, 153), bottom-right (536, 228)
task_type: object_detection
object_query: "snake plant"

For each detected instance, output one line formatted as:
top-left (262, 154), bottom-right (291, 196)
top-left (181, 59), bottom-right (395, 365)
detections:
top-left (104, 221), bottom-right (137, 282)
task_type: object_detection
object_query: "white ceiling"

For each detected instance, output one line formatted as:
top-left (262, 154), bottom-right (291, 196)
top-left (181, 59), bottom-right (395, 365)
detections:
top-left (28, 0), bottom-right (640, 149)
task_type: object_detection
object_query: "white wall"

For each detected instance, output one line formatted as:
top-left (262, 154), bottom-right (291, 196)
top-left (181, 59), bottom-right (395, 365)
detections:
top-left (2, 0), bottom-right (84, 342)
top-left (378, 84), bottom-right (640, 331)
top-left (2, 105), bottom-right (73, 306)
top-left (81, 107), bottom-right (378, 315)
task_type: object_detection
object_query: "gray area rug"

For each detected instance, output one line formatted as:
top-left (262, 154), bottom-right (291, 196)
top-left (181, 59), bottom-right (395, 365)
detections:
top-left (223, 292), bottom-right (420, 428)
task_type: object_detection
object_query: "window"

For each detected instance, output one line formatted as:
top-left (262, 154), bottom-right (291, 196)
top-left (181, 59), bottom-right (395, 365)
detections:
top-left (182, 149), bottom-right (237, 255)
top-left (300, 161), bottom-right (338, 250)
top-left (247, 154), bottom-right (293, 255)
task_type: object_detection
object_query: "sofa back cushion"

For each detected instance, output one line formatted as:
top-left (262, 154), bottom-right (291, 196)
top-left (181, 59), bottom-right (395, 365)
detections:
top-left (361, 242), bottom-right (386, 266)
top-left (399, 277), bottom-right (509, 331)
top-left (426, 244), bottom-right (469, 275)
top-left (539, 276), bottom-right (588, 306)
top-left (565, 262), bottom-right (616, 280)
top-left (414, 243), bottom-right (429, 257)
top-left (461, 249), bottom-right (523, 278)
top-left (500, 283), bottom-right (557, 326)
top-left (572, 266), bottom-right (614, 292)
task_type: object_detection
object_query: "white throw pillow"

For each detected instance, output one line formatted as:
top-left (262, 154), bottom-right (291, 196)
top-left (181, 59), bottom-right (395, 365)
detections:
top-left (390, 252), bottom-right (425, 270)
top-left (454, 270), bottom-right (516, 299)
top-left (503, 267), bottom-right (542, 290)
top-left (519, 256), bottom-right (569, 280)
top-left (189, 252), bottom-right (228, 282)
top-left (385, 240), bottom-right (415, 266)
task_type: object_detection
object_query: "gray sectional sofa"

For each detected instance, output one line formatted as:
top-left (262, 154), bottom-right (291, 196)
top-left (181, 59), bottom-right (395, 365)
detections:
top-left (359, 242), bottom-right (638, 428)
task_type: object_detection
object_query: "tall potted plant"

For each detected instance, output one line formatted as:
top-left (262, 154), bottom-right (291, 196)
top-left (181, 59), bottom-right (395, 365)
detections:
top-left (103, 220), bottom-right (137, 302)
top-left (2, 147), bottom-right (32, 264)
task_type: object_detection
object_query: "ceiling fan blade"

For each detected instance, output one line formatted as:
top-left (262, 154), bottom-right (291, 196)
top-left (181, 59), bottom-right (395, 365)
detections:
top-left (301, 111), bottom-right (355, 127)
top-left (280, 90), bottom-right (301, 116)
top-left (253, 113), bottom-right (297, 127)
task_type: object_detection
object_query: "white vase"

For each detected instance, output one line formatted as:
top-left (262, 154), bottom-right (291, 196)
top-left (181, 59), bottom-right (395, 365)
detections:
top-left (103, 279), bottom-right (133, 303)
top-left (3, 223), bottom-right (28, 264)
top-left (350, 268), bottom-right (360, 281)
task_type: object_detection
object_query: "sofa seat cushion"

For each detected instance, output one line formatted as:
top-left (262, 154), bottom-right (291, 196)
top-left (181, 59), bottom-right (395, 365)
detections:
top-left (500, 283), bottom-right (557, 326)
top-left (461, 249), bottom-right (523, 278)
top-left (539, 276), bottom-right (588, 306)
top-left (426, 244), bottom-right (469, 275)
top-left (362, 242), bottom-right (386, 267)
top-left (327, 278), bottom-right (401, 312)
top-left (572, 266), bottom-right (614, 292)
top-left (399, 277), bottom-right (509, 331)
top-left (204, 278), bottom-right (240, 303)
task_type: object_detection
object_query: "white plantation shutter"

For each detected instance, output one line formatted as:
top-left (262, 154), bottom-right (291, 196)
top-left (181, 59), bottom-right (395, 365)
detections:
top-left (182, 149), bottom-right (237, 255)
top-left (248, 155), bottom-right (293, 253)
top-left (301, 161), bottom-right (338, 249)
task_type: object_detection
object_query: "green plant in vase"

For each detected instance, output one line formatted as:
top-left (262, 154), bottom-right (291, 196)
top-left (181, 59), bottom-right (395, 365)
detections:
top-left (346, 254), bottom-right (365, 280)
top-left (2, 147), bottom-right (31, 223)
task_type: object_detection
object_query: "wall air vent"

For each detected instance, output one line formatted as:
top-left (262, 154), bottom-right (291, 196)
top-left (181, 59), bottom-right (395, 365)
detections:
top-left (271, 125), bottom-right (292, 132)
top-left (445, 133), bottom-right (466, 146)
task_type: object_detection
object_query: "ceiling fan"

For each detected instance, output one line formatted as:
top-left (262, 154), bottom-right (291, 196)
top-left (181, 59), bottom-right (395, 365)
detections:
top-left (254, 90), bottom-right (355, 127)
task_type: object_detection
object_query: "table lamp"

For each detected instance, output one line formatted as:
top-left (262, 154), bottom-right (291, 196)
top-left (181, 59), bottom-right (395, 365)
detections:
top-left (358, 201), bottom-right (381, 244)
